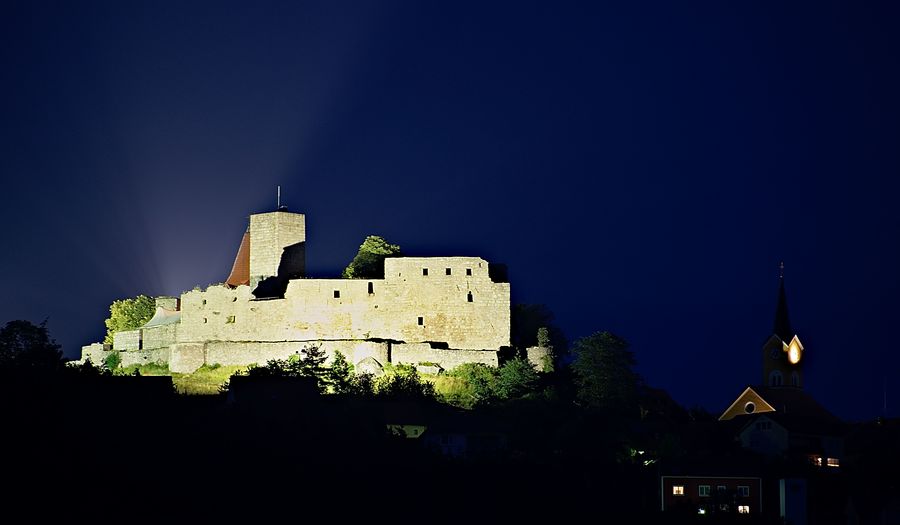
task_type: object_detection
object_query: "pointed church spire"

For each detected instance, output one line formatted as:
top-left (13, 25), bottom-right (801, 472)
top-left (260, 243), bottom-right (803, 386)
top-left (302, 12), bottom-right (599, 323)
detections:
top-left (773, 262), bottom-right (792, 341)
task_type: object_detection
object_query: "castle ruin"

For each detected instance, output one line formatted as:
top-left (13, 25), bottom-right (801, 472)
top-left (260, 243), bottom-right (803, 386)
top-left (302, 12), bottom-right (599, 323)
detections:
top-left (80, 209), bottom-right (516, 374)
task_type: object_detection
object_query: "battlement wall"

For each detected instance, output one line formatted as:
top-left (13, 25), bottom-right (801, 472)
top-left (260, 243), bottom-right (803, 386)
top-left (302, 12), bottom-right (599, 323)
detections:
top-left (176, 256), bottom-right (509, 350)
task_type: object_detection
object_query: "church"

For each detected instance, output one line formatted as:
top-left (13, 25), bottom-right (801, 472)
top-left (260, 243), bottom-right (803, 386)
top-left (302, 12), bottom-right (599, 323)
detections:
top-left (718, 268), bottom-right (844, 469)
top-left (661, 269), bottom-right (846, 523)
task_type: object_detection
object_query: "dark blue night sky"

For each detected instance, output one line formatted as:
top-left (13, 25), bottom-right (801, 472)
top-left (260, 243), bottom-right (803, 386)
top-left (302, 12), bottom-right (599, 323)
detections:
top-left (2, 1), bottom-right (898, 421)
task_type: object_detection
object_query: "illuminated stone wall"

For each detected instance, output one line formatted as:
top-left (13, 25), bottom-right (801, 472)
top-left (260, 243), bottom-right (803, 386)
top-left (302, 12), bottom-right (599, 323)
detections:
top-left (81, 343), bottom-right (113, 366)
top-left (176, 256), bottom-right (509, 351)
top-left (143, 324), bottom-right (177, 350)
top-left (113, 330), bottom-right (141, 351)
top-left (119, 348), bottom-right (170, 368)
top-left (391, 343), bottom-right (498, 369)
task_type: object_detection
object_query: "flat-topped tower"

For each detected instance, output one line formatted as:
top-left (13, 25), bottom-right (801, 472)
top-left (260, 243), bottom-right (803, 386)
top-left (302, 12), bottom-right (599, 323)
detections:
top-left (249, 210), bottom-right (306, 289)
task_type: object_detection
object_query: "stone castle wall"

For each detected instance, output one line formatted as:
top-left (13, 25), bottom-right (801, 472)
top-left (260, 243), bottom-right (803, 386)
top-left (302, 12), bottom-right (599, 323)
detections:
top-left (391, 343), bottom-right (498, 369)
top-left (80, 212), bottom-right (511, 376)
top-left (176, 256), bottom-right (509, 352)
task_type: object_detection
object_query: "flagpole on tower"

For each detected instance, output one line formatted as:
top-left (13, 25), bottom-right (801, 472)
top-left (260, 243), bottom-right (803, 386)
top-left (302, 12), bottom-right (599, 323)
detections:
top-left (277, 185), bottom-right (281, 209)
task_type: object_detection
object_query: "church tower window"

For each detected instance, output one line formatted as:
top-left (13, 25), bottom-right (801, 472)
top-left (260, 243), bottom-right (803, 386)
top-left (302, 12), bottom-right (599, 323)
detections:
top-left (769, 370), bottom-right (783, 387)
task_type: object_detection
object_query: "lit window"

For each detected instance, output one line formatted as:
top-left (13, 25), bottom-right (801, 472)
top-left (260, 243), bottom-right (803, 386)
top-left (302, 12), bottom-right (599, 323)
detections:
top-left (673, 485), bottom-right (684, 496)
top-left (445, 268), bottom-right (451, 275)
top-left (738, 486), bottom-right (749, 497)
top-left (423, 268), bottom-right (428, 276)
top-left (738, 505), bottom-right (750, 514)
top-left (697, 507), bottom-right (706, 515)
top-left (333, 290), bottom-right (340, 298)
top-left (809, 455), bottom-right (823, 467)
top-left (699, 485), bottom-right (711, 497)
top-left (827, 458), bottom-right (840, 468)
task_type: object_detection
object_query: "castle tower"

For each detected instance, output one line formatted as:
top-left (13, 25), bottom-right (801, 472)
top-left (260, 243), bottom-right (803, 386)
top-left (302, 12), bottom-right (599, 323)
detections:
top-left (249, 210), bottom-right (306, 290)
top-left (761, 267), bottom-right (804, 388)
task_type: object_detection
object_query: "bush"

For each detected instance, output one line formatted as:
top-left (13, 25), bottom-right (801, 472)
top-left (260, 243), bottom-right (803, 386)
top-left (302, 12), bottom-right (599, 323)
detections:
top-left (103, 352), bottom-right (121, 370)
top-left (497, 358), bottom-right (539, 400)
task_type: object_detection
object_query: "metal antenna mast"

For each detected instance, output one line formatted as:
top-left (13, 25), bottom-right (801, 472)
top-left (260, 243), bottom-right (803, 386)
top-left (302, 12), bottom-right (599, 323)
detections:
top-left (277, 185), bottom-right (281, 209)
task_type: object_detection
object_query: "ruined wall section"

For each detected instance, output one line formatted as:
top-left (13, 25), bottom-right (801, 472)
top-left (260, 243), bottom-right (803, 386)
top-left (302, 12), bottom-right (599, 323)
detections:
top-left (381, 257), bottom-right (510, 350)
top-left (176, 257), bottom-right (509, 351)
top-left (113, 330), bottom-right (141, 351)
top-left (143, 324), bottom-right (177, 350)
top-left (392, 343), bottom-right (498, 369)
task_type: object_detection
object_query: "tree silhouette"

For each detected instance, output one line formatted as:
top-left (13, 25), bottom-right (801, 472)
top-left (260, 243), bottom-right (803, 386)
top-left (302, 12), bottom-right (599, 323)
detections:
top-left (0, 320), bottom-right (64, 373)
top-left (571, 331), bottom-right (641, 413)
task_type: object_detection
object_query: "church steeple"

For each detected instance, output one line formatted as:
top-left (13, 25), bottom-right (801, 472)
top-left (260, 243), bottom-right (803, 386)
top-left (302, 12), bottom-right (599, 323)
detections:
top-left (762, 262), bottom-right (804, 389)
top-left (773, 262), bottom-right (792, 342)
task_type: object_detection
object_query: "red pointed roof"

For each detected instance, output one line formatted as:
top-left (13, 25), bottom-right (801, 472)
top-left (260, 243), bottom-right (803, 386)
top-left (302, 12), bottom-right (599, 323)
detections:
top-left (226, 230), bottom-right (250, 287)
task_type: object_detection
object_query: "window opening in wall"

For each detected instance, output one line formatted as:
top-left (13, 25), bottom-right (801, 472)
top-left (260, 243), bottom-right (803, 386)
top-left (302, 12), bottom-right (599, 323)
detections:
top-left (446, 268), bottom-right (452, 275)
top-left (417, 316), bottom-right (424, 326)
top-left (423, 268), bottom-right (428, 276)
top-left (738, 486), bottom-right (750, 497)
top-left (202, 299), bottom-right (207, 306)
top-left (769, 370), bottom-right (783, 386)
top-left (368, 282), bottom-right (374, 294)
top-left (827, 458), bottom-right (840, 467)
top-left (203, 318), bottom-right (207, 324)
top-left (226, 315), bottom-right (235, 324)
top-left (672, 485), bottom-right (684, 496)
top-left (467, 292), bottom-right (473, 302)
top-left (717, 485), bottom-right (726, 494)
top-left (466, 268), bottom-right (472, 276)
top-left (334, 290), bottom-right (340, 298)
top-left (699, 485), bottom-right (711, 497)
top-left (738, 506), bottom-right (750, 514)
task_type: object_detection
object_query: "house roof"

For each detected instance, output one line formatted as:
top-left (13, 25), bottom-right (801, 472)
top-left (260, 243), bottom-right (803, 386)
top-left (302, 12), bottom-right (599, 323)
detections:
top-left (751, 386), bottom-right (841, 424)
top-left (722, 385), bottom-right (844, 436)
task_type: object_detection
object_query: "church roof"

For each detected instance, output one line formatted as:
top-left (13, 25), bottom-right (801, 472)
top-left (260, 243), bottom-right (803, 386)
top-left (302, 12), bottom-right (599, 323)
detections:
top-left (720, 385), bottom-right (842, 429)
top-left (751, 386), bottom-right (841, 424)
top-left (773, 276), bottom-right (792, 342)
top-left (226, 229), bottom-right (250, 287)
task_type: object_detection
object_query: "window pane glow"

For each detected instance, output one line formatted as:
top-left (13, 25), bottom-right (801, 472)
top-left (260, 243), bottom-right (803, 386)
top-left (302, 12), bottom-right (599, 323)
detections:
top-left (738, 505), bottom-right (750, 514)
top-left (827, 458), bottom-right (840, 467)
top-left (673, 485), bottom-right (684, 495)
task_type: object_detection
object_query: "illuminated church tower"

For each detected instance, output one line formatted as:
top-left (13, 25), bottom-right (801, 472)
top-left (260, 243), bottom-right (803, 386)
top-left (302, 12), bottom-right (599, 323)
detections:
top-left (761, 263), bottom-right (804, 388)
